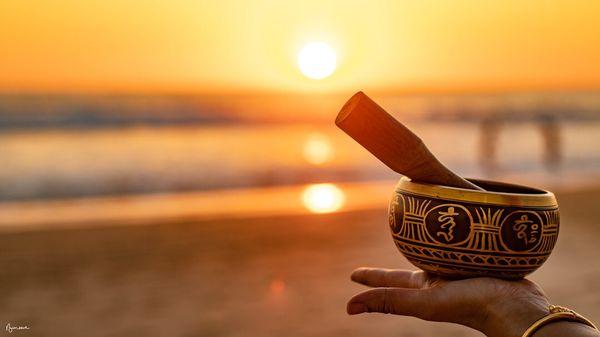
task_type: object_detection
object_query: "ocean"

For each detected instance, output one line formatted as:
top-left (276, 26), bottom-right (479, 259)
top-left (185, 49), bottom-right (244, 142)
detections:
top-left (0, 92), bottom-right (599, 201)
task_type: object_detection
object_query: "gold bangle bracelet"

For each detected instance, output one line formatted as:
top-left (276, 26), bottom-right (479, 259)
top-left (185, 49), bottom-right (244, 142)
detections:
top-left (522, 305), bottom-right (598, 337)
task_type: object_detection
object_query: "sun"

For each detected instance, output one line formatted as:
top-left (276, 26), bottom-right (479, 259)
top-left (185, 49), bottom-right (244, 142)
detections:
top-left (297, 42), bottom-right (337, 80)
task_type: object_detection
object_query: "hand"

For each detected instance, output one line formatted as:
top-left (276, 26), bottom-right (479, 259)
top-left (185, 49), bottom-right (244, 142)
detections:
top-left (346, 267), bottom-right (598, 337)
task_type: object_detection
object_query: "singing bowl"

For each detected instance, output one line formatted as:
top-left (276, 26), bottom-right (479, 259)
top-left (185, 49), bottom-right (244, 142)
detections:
top-left (389, 177), bottom-right (559, 279)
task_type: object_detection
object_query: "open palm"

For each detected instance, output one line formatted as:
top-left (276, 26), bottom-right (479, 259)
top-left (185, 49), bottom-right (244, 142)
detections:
top-left (347, 267), bottom-right (551, 337)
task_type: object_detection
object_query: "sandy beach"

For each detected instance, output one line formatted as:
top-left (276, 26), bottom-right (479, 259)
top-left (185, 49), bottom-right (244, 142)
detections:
top-left (0, 185), bottom-right (598, 337)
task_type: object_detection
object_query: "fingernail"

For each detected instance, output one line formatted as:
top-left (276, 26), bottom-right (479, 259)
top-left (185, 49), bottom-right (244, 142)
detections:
top-left (347, 302), bottom-right (368, 315)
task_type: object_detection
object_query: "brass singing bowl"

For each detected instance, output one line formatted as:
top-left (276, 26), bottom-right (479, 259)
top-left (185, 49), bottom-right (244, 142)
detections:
top-left (389, 177), bottom-right (559, 279)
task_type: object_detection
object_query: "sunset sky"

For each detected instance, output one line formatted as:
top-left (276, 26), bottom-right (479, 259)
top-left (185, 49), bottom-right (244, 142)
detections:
top-left (1, 0), bottom-right (600, 93)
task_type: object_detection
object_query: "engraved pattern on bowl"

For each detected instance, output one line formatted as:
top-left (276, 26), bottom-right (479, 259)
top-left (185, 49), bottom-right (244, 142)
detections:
top-left (389, 177), bottom-right (559, 279)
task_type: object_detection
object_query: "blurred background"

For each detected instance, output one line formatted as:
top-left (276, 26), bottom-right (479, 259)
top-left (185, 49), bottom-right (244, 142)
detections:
top-left (1, 1), bottom-right (600, 336)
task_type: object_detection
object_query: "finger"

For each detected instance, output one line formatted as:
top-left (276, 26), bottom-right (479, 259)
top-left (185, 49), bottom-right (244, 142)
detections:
top-left (351, 268), bottom-right (426, 288)
top-left (347, 287), bottom-right (443, 322)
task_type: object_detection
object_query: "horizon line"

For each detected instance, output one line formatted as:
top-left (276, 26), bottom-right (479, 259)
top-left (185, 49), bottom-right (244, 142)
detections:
top-left (1, 83), bottom-right (600, 97)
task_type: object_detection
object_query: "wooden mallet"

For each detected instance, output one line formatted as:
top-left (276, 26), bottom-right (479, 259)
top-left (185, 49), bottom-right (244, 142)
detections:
top-left (335, 91), bottom-right (483, 191)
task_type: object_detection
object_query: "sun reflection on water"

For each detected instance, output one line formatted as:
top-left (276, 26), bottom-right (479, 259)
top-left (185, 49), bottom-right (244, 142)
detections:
top-left (302, 133), bottom-right (334, 165)
top-left (301, 183), bottom-right (345, 213)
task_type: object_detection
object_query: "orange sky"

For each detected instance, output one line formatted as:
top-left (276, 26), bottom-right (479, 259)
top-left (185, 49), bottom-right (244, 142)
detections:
top-left (1, 0), bottom-right (600, 93)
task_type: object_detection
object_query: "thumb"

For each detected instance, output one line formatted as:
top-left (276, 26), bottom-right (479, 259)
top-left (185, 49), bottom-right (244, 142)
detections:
top-left (347, 287), bottom-right (442, 321)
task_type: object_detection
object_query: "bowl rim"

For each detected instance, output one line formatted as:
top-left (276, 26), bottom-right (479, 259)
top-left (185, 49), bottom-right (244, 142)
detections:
top-left (395, 177), bottom-right (557, 207)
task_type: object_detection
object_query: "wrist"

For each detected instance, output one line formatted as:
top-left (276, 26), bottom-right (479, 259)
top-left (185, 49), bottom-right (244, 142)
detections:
top-left (534, 321), bottom-right (600, 337)
top-left (479, 298), bottom-right (549, 337)
top-left (481, 301), bottom-right (600, 337)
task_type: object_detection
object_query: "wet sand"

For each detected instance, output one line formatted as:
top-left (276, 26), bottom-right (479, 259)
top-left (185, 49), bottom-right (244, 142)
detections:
top-left (0, 187), bottom-right (599, 337)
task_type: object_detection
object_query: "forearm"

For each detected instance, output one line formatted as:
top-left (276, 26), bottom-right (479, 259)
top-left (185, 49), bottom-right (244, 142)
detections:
top-left (481, 300), bottom-right (599, 337)
top-left (483, 307), bottom-right (600, 337)
top-left (534, 321), bottom-right (600, 337)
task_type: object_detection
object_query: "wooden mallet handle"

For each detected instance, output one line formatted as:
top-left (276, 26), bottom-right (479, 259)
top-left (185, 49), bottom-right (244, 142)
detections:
top-left (336, 91), bottom-right (483, 191)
